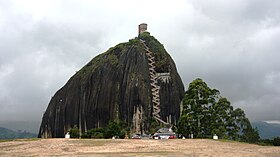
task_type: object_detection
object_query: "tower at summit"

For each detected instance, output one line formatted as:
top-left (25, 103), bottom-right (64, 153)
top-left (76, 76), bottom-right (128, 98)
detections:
top-left (38, 23), bottom-right (184, 137)
top-left (138, 23), bottom-right (148, 35)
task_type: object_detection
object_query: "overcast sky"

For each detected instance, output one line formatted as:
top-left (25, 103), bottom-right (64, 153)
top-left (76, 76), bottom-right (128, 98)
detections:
top-left (0, 0), bottom-right (280, 124)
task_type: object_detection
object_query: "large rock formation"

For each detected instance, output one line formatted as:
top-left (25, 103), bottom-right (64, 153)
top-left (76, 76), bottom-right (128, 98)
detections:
top-left (38, 32), bottom-right (184, 138)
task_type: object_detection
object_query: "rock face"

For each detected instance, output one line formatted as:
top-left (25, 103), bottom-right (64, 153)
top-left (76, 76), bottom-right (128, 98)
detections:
top-left (38, 32), bottom-right (184, 138)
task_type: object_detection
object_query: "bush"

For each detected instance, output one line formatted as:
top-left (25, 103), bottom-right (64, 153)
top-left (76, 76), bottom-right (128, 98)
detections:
top-left (79, 120), bottom-right (127, 139)
top-left (257, 139), bottom-right (273, 146)
top-left (272, 137), bottom-right (280, 146)
top-left (81, 132), bottom-right (90, 139)
top-left (87, 128), bottom-right (104, 139)
top-left (104, 121), bottom-right (126, 139)
top-left (147, 118), bottom-right (161, 134)
top-left (69, 125), bottom-right (80, 138)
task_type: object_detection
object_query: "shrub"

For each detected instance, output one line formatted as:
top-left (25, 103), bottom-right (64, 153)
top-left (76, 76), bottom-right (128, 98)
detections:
top-left (87, 128), bottom-right (105, 139)
top-left (69, 125), bottom-right (80, 138)
top-left (272, 137), bottom-right (280, 146)
top-left (257, 139), bottom-right (273, 146)
top-left (104, 121), bottom-right (126, 139)
top-left (79, 121), bottom-right (127, 139)
top-left (81, 132), bottom-right (90, 138)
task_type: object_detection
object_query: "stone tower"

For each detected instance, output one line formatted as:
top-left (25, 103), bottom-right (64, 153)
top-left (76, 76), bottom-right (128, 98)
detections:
top-left (138, 23), bottom-right (147, 35)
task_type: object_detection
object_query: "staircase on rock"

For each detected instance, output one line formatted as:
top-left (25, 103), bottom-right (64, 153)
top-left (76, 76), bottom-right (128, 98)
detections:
top-left (140, 39), bottom-right (169, 125)
top-left (38, 24), bottom-right (185, 138)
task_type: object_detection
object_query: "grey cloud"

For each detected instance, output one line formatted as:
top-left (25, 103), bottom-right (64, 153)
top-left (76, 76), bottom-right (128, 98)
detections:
top-left (0, 2), bottom-right (110, 121)
top-left (170, 0), bottom-right (280, 121)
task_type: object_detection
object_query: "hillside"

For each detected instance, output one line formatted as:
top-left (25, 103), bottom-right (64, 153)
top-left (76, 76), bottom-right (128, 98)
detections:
top-left (0, 121), bottom-right (39, 134)
top-left (252, 121), bottom-right (280, 139)
top-left (0, 127), bottom-right (36, 139)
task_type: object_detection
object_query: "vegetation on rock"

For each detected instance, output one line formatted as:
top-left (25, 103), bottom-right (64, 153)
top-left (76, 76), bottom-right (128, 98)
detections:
top-left (139, 32), bottom-right (170, 72)
top-left (38, 33), bottom-right (184, 138)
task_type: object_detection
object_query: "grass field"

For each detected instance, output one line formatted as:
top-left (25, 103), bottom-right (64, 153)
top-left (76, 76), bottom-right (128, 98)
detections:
top-left (0, 138), bottom-right (279, 156)
top-left (0, 138), bottom-right (39, 142)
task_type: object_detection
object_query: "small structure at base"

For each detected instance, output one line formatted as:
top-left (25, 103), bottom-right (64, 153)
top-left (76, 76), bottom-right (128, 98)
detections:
top-left (213, 134), bottom-right (218, 140)
top-left (65, 132), bottom-right (70, 139)
top-left (190, 133), bottom-right (193, 139)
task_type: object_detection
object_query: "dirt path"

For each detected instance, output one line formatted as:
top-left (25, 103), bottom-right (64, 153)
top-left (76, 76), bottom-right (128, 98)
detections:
top-left (0, 139), bottom-right (279, 157)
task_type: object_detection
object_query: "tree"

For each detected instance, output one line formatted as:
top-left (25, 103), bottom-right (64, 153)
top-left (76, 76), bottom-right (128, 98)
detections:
top-left (240, 118), bottom-right (260, 143)
top-left (272, 137), bottom-right (280, 146)
top-left (147, 118), bottom-right (161, 134)
top-left (210, 98), bottom-right (235, 139)
top-left (82, 128), bottom-right (105, 139)
top-left (177, 114), bottom-right (194, 137)
top-left (79, 120), bottom-right (127, 139)
top-left (178, 78), bottom-right (258, 142)
top-left (179, 78), bottom-right (220, 138)
top-left (103, 120), bottom-right (126, 139)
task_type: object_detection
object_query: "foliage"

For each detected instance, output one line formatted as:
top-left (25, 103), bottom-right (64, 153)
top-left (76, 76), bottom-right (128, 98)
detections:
top-left (258, 137), bottom-right (280, 146)
top-left (272, 137), bottom-right (280, 146)
top-left (69, 125), bottom-right (80, 138)
top-left (103, 120), bottom-right (126, 139)
top-left (138, 31), bottom-right (151, 38)
top-left (138, 32), bottom-right (170, 72)
top-left (178, 78), bottom-right (259, 143)
top-left (76, 41), bottom-right (127, 79)
top-left (81, 128), bottom-right (104, 139)
top-left (240, 119), bottom-right (260, 143)
top-left (147, 118), bottom-right (161, 134)
top-left (257, 139), bottom-right (273, 146)
top-left (107, 54), bottom-right (119, 66)
top-left (129, 38), bottom-right (140, 44)
top-left (178, 78), bottom-right (220, 138)
top-left (77, 32), bottom-right (171, 83)
top-left (80, 120), bottom-right (127, 139)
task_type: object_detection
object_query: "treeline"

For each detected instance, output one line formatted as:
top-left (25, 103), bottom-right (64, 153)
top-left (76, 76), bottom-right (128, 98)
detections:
top-left (69, 121), bottom-right (127, 139)
top-left (259, 137), bottom-right (280, 146)
top-left (177, 78), bottom-right (259, 143)
top-left (69, 78), bottom-right (278, 146)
